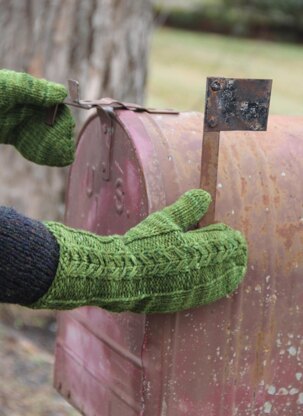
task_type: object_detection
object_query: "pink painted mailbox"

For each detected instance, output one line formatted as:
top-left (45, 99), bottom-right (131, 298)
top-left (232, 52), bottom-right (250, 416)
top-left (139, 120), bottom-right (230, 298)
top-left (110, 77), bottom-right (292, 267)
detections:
top-left (54, 107), bottom-right (303, 415)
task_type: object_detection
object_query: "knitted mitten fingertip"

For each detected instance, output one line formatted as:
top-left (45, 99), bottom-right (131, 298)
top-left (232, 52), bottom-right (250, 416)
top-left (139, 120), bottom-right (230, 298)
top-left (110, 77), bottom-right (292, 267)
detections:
top-left (0, 69), bottom-right (68, 107)
top-left (20, 72), bottom-right (68, 106)
top-left (149, 189), bottom-right (212, 233)
top-left (16, 104), bottom-right (76, 166)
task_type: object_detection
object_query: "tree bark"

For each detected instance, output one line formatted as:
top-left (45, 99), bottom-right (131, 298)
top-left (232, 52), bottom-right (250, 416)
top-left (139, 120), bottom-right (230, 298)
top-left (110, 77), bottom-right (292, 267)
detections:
top-left (0, 0), bottom-right (153, 219)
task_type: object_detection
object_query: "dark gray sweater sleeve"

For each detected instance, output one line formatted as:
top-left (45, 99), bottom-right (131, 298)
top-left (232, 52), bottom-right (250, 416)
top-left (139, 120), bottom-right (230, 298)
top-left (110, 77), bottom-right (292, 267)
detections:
top-left (0, 207), bottom-right (59, 305)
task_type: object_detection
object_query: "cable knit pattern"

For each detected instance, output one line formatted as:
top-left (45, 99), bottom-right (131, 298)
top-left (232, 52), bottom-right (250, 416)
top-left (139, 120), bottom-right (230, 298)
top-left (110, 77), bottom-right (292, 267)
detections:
top-left (31, 190), bottom-right (248, 314)
top-left (0, 69), bottom-right (75, 166)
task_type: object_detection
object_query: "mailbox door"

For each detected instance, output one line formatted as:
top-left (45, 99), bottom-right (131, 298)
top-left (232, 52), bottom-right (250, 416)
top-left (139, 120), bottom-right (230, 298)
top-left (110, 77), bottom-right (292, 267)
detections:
top-left (55, 111), bottom-right (149, 416)
top-left (55, 112), bottom-right (303, 416)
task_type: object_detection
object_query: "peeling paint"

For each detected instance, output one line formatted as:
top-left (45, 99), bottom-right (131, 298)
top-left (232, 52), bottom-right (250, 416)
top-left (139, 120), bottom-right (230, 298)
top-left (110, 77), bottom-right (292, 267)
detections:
top-left (263, 401), bottom-right (272, 413)
top-left (288, 346), bottom-right (297, 356)
top-left (267, 385), bottom-right (276, 395)
top-left (277, 388), bottom-right (288, 396)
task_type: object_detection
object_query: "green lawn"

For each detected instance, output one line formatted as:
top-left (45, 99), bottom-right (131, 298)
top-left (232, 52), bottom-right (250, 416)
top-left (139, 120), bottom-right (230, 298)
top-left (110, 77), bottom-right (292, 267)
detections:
top-left (147, 28), bottom-right (303, 115)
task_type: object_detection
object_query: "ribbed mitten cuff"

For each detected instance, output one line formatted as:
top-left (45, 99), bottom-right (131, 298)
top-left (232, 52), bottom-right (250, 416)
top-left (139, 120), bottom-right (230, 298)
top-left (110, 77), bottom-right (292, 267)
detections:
top-left (0, 207), bottom-right (59, 305)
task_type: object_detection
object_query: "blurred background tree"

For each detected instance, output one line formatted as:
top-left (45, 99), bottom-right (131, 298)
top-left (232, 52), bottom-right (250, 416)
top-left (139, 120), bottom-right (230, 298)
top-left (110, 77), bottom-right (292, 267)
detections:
top-left (154, 0), bottom-right (303, 41)
top-left (0, 2), bottom-right (153, 414)
top-left (0, 0), bottom-right (153, 220)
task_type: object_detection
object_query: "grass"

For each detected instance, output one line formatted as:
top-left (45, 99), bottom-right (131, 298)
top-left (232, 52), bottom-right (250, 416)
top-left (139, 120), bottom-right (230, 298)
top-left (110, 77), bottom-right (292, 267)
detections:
top-left (147, 27), bottom-right (303, 115)
top-left (154, 0), bottom-right (218, 10)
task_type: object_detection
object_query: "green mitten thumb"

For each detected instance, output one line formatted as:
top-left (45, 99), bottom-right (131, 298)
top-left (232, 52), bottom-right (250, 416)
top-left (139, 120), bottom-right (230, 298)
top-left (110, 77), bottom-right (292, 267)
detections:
top-left (161, 188), bottom-right (212, 230)
top-left (124, 189), bottom-right (212, 241)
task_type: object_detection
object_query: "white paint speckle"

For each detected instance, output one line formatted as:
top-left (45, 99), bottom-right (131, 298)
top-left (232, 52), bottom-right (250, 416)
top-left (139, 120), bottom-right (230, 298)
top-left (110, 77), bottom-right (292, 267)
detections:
top-left (277, 387), bottom-right (288, 395)
top-left (290, 388), bottom-right (299, 395)
top-left (298, 393), bottom-right (303, 405)
top-left (217, 183), bottom-right (223, 189)
top-left (281, 172), bottom-right (286, 177)
top-left (265, 275), bottom-right (271, 283)
top-left (268, 294), bottom-right (277, 304)
top-left (268, 385), bottom-right (276, 395)
top-left (263, 401), bottom-right (272, 413)
top-left (231, 209), bottom-right (235, 215)
top-left (288, 346), bottom-right (297, 356)
top-left (296, 372), bottom-right (302, 381)
top-left (254, 284), bottom-right (262, 293)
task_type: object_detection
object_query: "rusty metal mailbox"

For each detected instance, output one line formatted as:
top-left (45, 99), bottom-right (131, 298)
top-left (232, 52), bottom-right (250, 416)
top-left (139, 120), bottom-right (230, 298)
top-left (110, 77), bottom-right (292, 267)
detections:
top-left (54, 107), bottom-right (303, 416)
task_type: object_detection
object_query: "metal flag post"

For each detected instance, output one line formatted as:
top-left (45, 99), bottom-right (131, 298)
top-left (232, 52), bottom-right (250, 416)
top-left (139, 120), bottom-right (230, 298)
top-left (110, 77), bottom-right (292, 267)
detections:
top-left (199, 77), bottom-right (272, 227)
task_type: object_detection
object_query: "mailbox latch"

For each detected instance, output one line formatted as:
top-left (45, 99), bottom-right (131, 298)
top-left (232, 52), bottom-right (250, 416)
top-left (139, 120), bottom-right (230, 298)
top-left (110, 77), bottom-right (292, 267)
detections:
top-left (96, 106), bottom-right (115, 181)
top-left (46, 80), bottom-right (179, 125)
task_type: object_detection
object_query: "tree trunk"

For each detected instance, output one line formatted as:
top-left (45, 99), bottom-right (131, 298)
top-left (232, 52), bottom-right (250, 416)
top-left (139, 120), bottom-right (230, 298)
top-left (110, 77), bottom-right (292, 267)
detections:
top-left (0, 0), bottom-right (153, 219)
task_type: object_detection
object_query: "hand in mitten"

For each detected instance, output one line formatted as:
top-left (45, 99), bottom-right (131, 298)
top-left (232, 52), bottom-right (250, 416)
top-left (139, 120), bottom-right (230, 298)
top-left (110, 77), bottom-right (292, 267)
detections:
top-left (0, 190), bottom-right (247, 314)
top-left (0, 69), bottom-right (75, 166)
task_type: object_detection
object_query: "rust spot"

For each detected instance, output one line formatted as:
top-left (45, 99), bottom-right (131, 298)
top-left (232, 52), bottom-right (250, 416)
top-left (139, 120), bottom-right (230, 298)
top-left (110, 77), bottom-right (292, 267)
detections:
top-left (262, 194), bottom-right (269, 205)
top-left (241, 216), bottom-right (251, 235)
top-left (241, 177), bottom-right (247, 195)
top-left (276, 223), bottom-right (303, 250)
top-left (253, 331), bottom-right (266, 382)
top-left (274, 195), bottom-right (280, 205)
top-left (269, 174), bottom-right (277, 183)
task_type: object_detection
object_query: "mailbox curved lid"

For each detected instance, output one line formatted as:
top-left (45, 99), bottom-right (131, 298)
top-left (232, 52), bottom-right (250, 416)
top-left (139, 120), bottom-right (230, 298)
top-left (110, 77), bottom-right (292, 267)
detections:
top-left (56, 110), bottom-right (303, 416)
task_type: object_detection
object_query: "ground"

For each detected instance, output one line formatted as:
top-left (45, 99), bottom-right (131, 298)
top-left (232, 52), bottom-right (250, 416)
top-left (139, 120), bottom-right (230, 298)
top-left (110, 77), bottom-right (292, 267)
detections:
top-left (0, 320), bottom-right (77, 416)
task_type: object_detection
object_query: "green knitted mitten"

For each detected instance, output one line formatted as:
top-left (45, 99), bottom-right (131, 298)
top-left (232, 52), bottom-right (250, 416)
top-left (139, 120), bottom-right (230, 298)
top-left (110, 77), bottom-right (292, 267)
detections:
top-left (0, 69), bottom-right (75, 166)
top-left (32, 190), bottom-right (248, 314)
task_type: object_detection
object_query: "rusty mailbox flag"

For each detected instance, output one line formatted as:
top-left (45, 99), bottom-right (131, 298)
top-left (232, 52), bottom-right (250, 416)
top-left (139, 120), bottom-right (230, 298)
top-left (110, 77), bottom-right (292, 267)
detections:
top-left (54, 79), bottom-right (303, 415)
